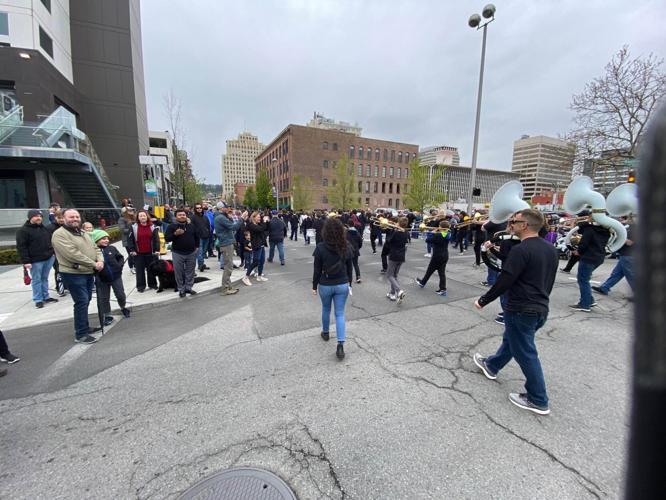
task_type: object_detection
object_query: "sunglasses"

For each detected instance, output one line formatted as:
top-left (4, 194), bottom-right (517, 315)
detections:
top-left (508, 219), bottom-right (527, 225)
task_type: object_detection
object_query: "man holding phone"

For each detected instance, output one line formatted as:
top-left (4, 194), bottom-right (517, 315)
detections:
top-left (165, 208), bottom-right (200, 297)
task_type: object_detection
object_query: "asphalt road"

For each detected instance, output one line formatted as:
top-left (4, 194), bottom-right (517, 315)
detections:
top-left (0, 235), bottom-right (633, 499)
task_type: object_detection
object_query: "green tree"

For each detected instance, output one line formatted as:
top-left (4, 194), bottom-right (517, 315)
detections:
top-left (243, 186), bottom-right (257, 209)
top-left (327, 157), bottom-right (357, 210)
top-left (255, 168), bottom-right (274, 209)
top-left (182, 174), bottom-right (206, 206)
top-left (403, 160), bottom-right (446, 214)
top-left (292, 175), bottom-right (313, 211)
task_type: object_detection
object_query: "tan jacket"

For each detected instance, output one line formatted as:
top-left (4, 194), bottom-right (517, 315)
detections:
top-left (51, 226), bottom-right (102, 274)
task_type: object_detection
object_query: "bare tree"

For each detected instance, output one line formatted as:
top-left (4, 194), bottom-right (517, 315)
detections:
top-left (569, 46), bottom-right (666, 160)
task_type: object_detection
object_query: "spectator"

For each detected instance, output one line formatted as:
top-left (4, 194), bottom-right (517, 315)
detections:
top-left (214, 202), bottom-right (245, 295)
top-left (267, 213), bottom-right (286, 265)
top-left (47, 210), bottom-right (67, 296)
top-left (51, 209), bottom-right (104, 344)
top-left (15, 209), bottom-right (57, 309)
top-left (127, 209), bottom-right (160, 292)
top-left (81, 221), bottom-right (94, 233)
top-left (165, 208), bottom-right (200, 297)
top-left (118, 207), bottom-right (136, 274)
top-left (191, 203), bottom-right (212, 273)
top-left (48, 203), bottom-right (60, 224)
top-left (91, 229), bottom-right (130, 325)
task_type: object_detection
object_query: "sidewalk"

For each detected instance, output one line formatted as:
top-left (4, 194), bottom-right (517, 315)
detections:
top-left (0, 242), bottom-right (246, 331)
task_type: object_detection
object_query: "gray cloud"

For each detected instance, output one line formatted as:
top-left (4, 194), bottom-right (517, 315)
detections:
top-left (141, 0), bottom-right (666, 183)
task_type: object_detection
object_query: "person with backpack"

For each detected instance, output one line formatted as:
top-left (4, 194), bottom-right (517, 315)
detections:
top-left (312, 218), bottom-right (353, 360)
top-left (91, 229), bottom-right (130, 325)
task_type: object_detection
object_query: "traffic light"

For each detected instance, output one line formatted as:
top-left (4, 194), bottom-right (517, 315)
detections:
top-left (627, 171), bottom-right (636, 183)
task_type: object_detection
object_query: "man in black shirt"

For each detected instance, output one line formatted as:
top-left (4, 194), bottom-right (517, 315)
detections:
top-left (473, 209), bottom-right (558, 415)
top-left (571, 221), bottom-right (610, 312)
top-left (593, 218), bottom-right (634, 297)
top-left (165, 208), bottom-right (200, 297)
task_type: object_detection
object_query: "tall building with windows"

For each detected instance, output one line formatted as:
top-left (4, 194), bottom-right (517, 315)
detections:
top-left (0, 0), bottom-right (149, 213)
top-left (511, 135), bottom-right (575, 200)
top-left (419, 145), bottom-right (460, 167)
top-left (256, 125), bottom-right (418, 210)
top-left (221, 132), bottom-right (265, 197)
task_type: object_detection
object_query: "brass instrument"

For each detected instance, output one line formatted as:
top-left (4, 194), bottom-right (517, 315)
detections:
top-left (418, 223), bottom-right (449, 233)
top-left (370, 216), bottom-right (407, 232)
top-left (456, 215), bottom-right (488, 229)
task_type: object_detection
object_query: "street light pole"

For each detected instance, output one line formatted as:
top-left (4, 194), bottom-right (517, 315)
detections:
top-left (467, 4), bottom-right (496, 215)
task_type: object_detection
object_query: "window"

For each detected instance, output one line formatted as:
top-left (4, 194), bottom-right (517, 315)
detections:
top-left (365, 198), bottom-right (370, 206)
top-left (397, 167), bottom-right (401, 178)
top-left (381, 166), bottom-right (386, 177)
top-left (358, 181), bottom-right (363, 192)
top-left (322, 195), bottom-right (328, 203)
top-left (349, 145), bottom-right (355, 158)
top-left (363, 181), bottom-right (369, 193)
top-left (332, 143), bottom-right (338, 151)
top-left (390, 167), bottom-right (394, 177)
top-left (0, 12), bottom-right (8, 36)
top-left (395, 199), bottom-right (400, 209)
top-left (383, 149), bottom-right (388, 161)
top-left (374, 182), bottom-right (378, 193)
top-left (382, 182), bottom-right (386, 193)
top-left (391, 150), bottom-right (395, 161)
top-left (40, 0), bottom-right (51, 13)
top-left (366, 147), bottom-right (372, 160)
top-left (375, 148), bottom-right (380, 161)
top-left (359, 146), bottom-right (363, 159)
top-left (366, 165), bottom-right (371, 177)
top-left (396, 184), bottom-right (401, 194)
top-left (358, 165), bottom-right (363, 176)
top-left (388, 198), bottom-right (393, 207)
top-left (374, 166), bottom-right (379, 177)
top-left (39, 26), bottom-right (53, 58)
top-left (398, 151), bottom-right (403, 163)
top-left (323, 159), bottom-right (329, 168)
top-left (389, 183), bottom-right (393, 194)
top-left (323, 178), bottom-right (328, 187)
top-left (323, 141), bottom-right (329, 150)
top-left (405, 168), bottom-right (409, 178)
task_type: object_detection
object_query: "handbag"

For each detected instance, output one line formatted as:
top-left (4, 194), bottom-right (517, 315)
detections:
top-left (23, 266), bottom-right (31, 285)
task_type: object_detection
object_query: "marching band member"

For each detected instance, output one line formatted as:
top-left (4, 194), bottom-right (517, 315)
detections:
top-left (415, 220), bottom-right (451, 296)
top-left (593, 216), bottom-right (635, 299)
top-left (570, 219), bottom-right (610, 312)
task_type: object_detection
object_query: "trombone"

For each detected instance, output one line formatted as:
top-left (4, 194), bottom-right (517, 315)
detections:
top-left (370, 216), bottom-right (407, 232)
top-left (456, 215), bottom-right (489, 229)
top-left (418, 223), bottom-right (449, 234)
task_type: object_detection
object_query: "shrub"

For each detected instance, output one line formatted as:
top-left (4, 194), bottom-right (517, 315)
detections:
top-left (0, 249), bottom-right (20, 265)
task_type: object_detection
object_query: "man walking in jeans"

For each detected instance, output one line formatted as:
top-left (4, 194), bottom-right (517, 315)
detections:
top-left (593, 218), bottom-right (634, 299)
top-left (51, 209), bottom-right (104, 344)
top-left (473, 209), bottom-right (558, 415)
top-left (571, 219), bottom-right (610, 312)
top-left (214, 202), bottom-right (246, 295)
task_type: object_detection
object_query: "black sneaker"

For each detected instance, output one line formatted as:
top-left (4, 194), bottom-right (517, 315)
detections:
top-left (0, 353), bottom-right (20, 364)
top-left (356, 278), bottom-right (362, 284)
top-left (560, 268), bottom-right (571, 274)
top-left (44, 297), bottom-right (59, 303)
top-left (179, 291), bottom-right (186, 298)
top-left (187, 290), bottom-right (198, 295)
top-left (569, 303), bottom-right (591, 312)
top-left (494, 315), bottom-right (505, 325)
top-left (509, 392), bottom-right (550, 415)
top-left (88, 326), bottom-right (103, 334)
top-left (592, 286), bottom-right (608, 295)
top-left (479, 281), bottom-right (489, 287)
top-left (103, 316), bottom-right (114, 326)
top-left (473, 353), bottom-right (497, 380)
top-left (75, 335), bottom-right (98, 345)
top-left (380, 269), bottom-right (387, 274)
top-left (35, 301), bottom-right (44, 309)
top-left (121, 308), bottom-right (131, 318)
top-left (336, 342), bottom-right (345, 360)
top-left (321, 331), bottom-right (330, 341)
top-left (198, 265), bottom-right (205, 272)
top-left (415, 278), bottom-right (425, 288)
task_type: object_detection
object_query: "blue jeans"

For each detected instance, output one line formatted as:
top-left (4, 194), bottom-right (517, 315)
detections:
top-left (269, 240), bottom-right (285, 263)
top-left (577, 260), bottom-right (599, 308)
top-left (487, 267), bottom-right (498, 286)
top-left (486, 311), bottom-right (549, 407)
top-left (30, 255), bottom-right (55, 303)
top-left (246, 247), bottom-right (265, 276)
top-left (60, 273), bottom-right (94, 340)
top-left (600, 255), bottom-right (634, 293)
top-left (197, 238), bottom-right (209, 267)
top-left (319, 283), bottom-right (349, 342)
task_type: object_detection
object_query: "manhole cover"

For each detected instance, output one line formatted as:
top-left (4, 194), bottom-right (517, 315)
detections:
top-left (178, 467), bottom-right (297, 500)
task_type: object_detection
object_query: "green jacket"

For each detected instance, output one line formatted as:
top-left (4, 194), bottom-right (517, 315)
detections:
top-left (51, 226), bottom-right (102, 274)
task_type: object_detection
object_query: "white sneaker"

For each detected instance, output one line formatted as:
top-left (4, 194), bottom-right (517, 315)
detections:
top-left (257, 275), bottom-right (268, 282)
top-left (242, 276), bottom-right (252, 286)
top-left (397, 290), bottom-right (406, 304)
top-left (251, 270), bottom-right (258, 277)
top-left (424, 253), bottom-right (432, 258)
top-left (386, 292), bottom-right (396, 301)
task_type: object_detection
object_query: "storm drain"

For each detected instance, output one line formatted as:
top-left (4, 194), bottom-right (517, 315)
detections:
top-left (178, 467), bottom-right (297, 500)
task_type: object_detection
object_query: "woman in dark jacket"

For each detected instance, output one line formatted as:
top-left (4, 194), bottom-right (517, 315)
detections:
top-left (243, 211), bottom-right (268, 284)
top-left (117, 208), bottom-right (136, 273)
top-left (126, 210), bottom-right (160, 292)
top-left (385, 217), bottom-right (410, 303)
top-left (313, 218), bottom-right (353, 360)
top-left (415, 221), bottom-right (452, 296)
top-left (345, 220), bottom-right (363, 283)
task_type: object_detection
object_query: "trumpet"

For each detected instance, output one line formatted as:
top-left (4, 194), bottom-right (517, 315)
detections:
top-left (371, 216), bottom-right (407, 232)
top-left (418, 223), bottom-right (449, 233)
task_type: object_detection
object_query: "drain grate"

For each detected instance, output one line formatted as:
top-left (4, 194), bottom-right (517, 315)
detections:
top-left (178, 467), bottom-right (297, 500)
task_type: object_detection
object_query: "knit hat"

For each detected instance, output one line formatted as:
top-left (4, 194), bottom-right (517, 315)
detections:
top-left (27, 209), bottom-right (42, 220)
top-left (90, 229), bottom-right (109, 243)
top-left (217, 201), bottom-right (228, 209)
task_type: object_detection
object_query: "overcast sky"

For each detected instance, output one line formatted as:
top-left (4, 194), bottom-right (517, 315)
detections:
top-left (140, 0), bottom-right (666, 184)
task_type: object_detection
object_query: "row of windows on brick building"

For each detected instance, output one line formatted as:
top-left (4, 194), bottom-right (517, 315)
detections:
top-left (322, 142), bottom-right (416, 164)
top-left (322, 160), bottom-right (409, 179)
top-left (322, 179), bottom-right (404, 194)
top-left (321, 196), bottom-right (401, 208)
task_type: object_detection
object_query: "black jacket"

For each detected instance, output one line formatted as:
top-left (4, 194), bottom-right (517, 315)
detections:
top-left (578, 224), bottom-right (610, 266)
top-left (386, 230), bottom-right (409, 263)
top-left (268, 217), bottom-right (286, 242)
top-left (346, 227), bottom-right (363, 257)
top-left (15, 221), bottom-right (54, 264)
top-left (312, 242), bottom-right (353, 288)
top-left (97, 245), bottom-right (125, 283)
top-left (246, 220), bottom-right (267, 248)
top-left (191, 212), bottom-right (211, 239)
top-left (165, 222), bottom-right (200, 254)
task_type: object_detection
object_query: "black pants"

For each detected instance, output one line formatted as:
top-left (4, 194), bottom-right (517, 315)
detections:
top-left (96, 276), bottom-right (126, 315)
top-left (381, 245), bottom-right (390, 271)
top-left (421, 256), bottom-right (448, 291)
top-left (457, 231), bottom-right (468, 253)
top-left (473, 237), bottom-right (483, 265)
top-left (123, 245), bottom-right (135, 269)
top-left (290, 226), bottom-right (298, 240)
top-left (563, 254), bottom-right (580, 272)
top-left (351, 256), bottom-right (360, 280)
top-left (370, 232), bottom-right (380, 252)
top-left (134, 253), bottom-right (157, 290)
top-left (0, 330), bottom-right (12, 358)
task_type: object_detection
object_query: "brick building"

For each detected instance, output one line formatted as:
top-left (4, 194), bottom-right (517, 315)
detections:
top-left (255, 125), bottom-right (418, 210)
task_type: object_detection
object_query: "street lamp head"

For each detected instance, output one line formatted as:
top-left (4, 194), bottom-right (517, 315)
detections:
top-left (482, 4), bottom-right (496, 19)
top-left (468, 13), bottom-right (481, 28)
